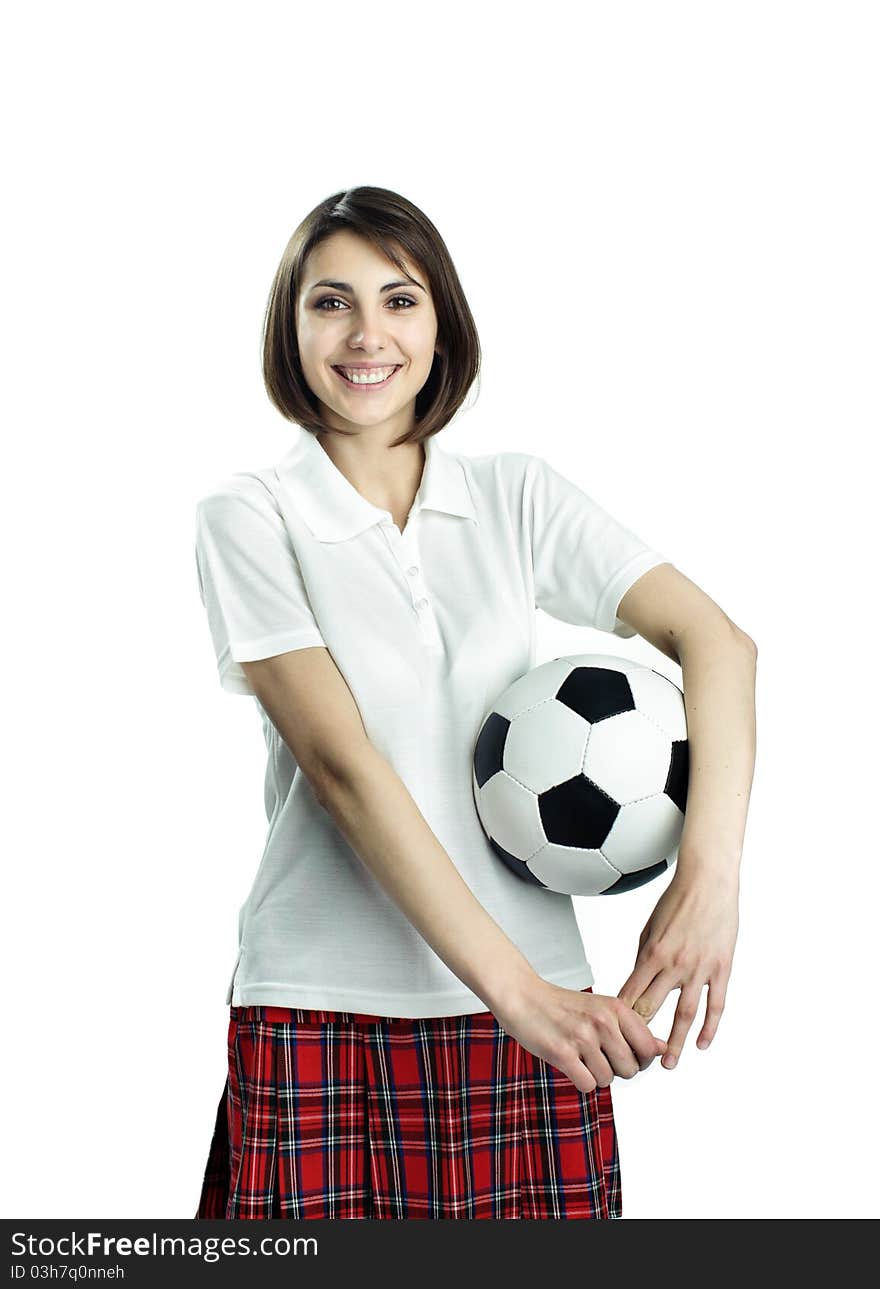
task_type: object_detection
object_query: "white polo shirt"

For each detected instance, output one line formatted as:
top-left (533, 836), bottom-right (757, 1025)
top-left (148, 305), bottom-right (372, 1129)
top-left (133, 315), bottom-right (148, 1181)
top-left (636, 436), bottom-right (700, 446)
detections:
top-left (194, 423), bottom-right (669, 1017)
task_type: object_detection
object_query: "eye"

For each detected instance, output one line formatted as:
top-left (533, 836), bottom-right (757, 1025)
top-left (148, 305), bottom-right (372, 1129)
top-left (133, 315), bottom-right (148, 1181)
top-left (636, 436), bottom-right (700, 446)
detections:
top-left (313, 295), bottom-right (417, 311)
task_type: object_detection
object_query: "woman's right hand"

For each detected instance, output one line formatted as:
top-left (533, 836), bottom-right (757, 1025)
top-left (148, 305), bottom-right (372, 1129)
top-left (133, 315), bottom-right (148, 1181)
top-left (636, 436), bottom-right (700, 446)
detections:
top-left (492, 976), bottom-right (668, 1093)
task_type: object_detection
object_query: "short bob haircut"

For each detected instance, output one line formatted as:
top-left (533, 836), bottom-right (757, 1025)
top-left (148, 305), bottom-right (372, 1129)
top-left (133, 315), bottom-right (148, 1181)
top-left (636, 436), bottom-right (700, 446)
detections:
top-left (262, 186), bottom-right (481, 448)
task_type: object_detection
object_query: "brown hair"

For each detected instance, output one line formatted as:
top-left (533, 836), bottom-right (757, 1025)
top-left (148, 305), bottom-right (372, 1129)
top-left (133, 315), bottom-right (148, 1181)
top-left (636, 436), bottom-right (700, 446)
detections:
top-left (261, 187), bottom-right (482, 447)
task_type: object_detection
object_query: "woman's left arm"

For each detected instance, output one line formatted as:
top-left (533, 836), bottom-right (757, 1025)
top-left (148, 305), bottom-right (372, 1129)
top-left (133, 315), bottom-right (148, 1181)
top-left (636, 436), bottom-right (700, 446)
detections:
top-left (612, 563), bottom-right (758, 1069)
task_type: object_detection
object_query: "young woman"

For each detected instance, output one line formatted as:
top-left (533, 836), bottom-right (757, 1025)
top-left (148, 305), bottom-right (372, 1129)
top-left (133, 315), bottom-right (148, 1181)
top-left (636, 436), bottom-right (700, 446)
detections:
top-left (193, 186), bottom-right (752, 1220)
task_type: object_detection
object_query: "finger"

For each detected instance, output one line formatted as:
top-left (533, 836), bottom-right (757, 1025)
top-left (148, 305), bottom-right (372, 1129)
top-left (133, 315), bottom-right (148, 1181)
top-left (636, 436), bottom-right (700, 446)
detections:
top-left (616, 959), bottom-right (664, 1011)
top-left (696, 968), bottom-right (730, 1050)
top-left (662, 981), bottom-right (706, 1068)
top-left (617, 1005), bottom-right (668, 1069)
top-left (600, 1033), bottom-right (641, 1080)
top-left (581, 1044), bottom-right (616, 1089)
top-left (550, 1049), bottom-right (597, 1095)
top-left (569, 1057), bottom-right (598, 1095)
top-left (627, 969), bottom-right (678, 1024)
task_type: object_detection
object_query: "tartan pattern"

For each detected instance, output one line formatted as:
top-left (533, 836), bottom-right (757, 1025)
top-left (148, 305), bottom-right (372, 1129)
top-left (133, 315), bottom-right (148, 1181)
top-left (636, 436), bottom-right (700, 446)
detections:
top-left (195, 986), bottom-right (621, 1220)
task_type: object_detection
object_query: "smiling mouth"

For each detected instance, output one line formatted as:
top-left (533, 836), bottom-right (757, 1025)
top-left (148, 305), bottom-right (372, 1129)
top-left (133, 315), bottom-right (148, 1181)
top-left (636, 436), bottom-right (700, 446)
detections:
top-left (332, 364), bottom-right (402, 389)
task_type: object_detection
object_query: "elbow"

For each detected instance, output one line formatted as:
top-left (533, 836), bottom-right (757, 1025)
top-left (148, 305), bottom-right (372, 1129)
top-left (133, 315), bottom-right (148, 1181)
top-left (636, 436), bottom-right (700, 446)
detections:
top-left (735, 628), bottom-right (758, 656)
top-left (676, 620), bottom-right (757, 664)
top-left (311, 767), bottom-right (347, 815)
top-left (311, 740), bottom-right (378, 810)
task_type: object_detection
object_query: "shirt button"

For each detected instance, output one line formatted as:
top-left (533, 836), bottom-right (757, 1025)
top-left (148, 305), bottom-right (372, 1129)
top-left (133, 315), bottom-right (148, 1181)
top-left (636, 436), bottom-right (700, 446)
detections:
top-left (415, 597), bottom-right (429, 610)
top-left (406, 566), bottom-right (419, 578)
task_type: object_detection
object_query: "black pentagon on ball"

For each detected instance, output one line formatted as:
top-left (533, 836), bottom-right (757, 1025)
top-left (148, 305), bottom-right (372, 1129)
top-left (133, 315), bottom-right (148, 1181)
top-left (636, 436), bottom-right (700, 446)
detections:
top-left (488, 836), bottom-right (549, 888)
top-left (600, 859), bottom-right (670, 894)
top-left (556, 666), bottom-right (636, 723)
top-left (473, 710), bottom-right (510, 789)
top-left (539, 776), bottom-right (619, 849)
top-left (666, 740), bottom-right (689, 812)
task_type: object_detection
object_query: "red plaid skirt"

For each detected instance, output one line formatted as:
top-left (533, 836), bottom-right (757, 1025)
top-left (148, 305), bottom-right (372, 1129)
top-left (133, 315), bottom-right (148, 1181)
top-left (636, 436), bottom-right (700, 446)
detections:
top-left (195, 986), bottom-right (621, 1220)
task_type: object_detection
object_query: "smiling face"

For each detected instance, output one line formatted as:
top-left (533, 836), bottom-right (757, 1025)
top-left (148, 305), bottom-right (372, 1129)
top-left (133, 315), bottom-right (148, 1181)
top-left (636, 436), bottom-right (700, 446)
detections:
top-left (295, 229), bottom-right (441, 439)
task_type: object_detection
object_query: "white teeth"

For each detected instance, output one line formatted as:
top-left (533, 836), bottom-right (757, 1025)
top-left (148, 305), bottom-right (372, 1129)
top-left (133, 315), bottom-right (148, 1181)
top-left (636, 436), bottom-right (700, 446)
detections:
top-left (338, 366), bottom-right (397, 384)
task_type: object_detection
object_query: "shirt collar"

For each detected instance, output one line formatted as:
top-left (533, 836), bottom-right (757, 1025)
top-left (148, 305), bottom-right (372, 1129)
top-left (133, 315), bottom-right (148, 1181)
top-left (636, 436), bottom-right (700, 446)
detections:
top-left (272, 424), bottom-right (478, 542)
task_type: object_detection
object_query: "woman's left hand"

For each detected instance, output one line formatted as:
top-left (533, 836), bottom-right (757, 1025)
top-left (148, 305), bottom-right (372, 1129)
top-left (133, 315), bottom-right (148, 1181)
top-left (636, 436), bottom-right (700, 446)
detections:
top-left (615, 860), bottom-right (740, 1069)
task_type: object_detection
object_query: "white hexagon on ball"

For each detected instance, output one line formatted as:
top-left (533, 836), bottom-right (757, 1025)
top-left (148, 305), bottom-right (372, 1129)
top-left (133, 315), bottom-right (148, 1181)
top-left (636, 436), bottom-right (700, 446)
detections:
top-left (504, 700), bottom-right (590, 794)
top-left (584, 709), bottom-right (672, 802)
top-left (602, 795), bottom-right (684, 874)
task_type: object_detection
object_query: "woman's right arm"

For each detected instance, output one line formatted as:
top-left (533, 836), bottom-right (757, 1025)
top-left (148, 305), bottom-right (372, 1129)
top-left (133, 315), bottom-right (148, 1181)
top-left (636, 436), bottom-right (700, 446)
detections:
top-left (240, 645), bottom-right (667, 1091)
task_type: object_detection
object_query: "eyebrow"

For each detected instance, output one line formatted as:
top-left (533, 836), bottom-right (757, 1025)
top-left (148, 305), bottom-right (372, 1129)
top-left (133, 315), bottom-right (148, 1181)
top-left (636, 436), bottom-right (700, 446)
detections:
top-left (307, 278), bottom-right (427, 295)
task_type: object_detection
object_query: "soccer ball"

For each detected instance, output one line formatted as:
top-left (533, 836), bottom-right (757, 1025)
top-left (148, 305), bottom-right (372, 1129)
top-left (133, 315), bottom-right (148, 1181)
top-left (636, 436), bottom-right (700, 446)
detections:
top-left (472, 654), bottom-right (689, 896)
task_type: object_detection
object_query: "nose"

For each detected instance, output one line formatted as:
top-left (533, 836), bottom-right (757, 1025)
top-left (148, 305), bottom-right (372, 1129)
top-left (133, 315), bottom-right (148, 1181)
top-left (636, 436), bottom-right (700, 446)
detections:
top-left (345, 305), bottom-right (391, 352)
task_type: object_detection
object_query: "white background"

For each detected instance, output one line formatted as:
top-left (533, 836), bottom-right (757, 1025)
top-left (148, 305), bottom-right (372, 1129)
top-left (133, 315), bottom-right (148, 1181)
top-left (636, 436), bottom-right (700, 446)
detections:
top-left (3, 0), bottom-right (877, 1220)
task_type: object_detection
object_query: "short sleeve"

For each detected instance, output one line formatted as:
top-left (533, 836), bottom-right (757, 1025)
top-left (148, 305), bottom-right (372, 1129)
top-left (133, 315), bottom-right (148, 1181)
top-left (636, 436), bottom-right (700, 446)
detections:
top-left (526, 455), bottom-right (670, 638)
top-left (195, 480), bottom-right (326, 696)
